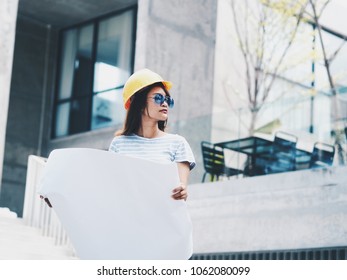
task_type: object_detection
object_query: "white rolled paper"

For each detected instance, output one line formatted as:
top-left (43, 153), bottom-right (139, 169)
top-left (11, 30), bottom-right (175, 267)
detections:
top-left (38, 148), bottom-right (193, 260)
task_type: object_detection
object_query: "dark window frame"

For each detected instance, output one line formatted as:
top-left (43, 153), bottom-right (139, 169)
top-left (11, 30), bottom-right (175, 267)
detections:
top-left (52, 5), bottom-right (137, 139)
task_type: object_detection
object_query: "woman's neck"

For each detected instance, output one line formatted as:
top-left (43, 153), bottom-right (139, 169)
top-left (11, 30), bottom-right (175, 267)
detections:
top-left (137, 123), bottom-right (161, 138)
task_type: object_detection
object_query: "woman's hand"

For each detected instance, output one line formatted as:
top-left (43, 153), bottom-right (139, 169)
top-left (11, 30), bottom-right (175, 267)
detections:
top-left (172, 182), bottom-right (188, 201)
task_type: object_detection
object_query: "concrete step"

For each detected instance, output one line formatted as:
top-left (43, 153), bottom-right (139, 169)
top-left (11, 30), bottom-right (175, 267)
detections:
top-left (0, 208), bottom-right (77, 259)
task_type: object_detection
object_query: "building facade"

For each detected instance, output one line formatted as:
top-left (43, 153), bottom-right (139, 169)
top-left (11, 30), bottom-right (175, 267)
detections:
top-left (0, 0), bottom-right (218, 216)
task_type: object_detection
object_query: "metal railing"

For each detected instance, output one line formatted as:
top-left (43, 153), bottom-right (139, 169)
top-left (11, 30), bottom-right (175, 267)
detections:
top-left (192, 246), bottom-right (347, 260)
top-left (22, 155), bottom-right (76, 253)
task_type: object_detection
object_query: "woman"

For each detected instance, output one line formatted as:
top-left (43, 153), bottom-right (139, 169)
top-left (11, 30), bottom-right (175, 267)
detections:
top-left (108, 68), bottom-right (195, 200)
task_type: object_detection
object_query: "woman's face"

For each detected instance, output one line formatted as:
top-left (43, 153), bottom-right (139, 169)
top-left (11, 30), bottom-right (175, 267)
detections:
top-left (143, 86), bottom-right (171, 122)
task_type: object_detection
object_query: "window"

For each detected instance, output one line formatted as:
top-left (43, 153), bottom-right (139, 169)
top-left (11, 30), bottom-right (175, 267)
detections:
top-left (268, 23), bottom-right (347, 139)
top-left (53, 7), bottom-right (136, 138)
top-left (246, 19), bottom-right (347, 141)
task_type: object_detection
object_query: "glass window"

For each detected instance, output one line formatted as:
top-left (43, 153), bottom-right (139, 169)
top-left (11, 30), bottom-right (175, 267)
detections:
top-left (53, 7), bottom-right (136, 138)
top-left (254, 21), bottom-right (347, 142)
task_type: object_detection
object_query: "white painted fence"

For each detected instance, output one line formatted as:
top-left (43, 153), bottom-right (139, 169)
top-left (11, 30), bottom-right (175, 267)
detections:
top-left (23, 155), bottom-right (75, 251)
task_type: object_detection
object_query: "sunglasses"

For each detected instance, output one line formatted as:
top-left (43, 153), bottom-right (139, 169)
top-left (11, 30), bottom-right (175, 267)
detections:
top-left (151, 93), bottom-right (174, 108)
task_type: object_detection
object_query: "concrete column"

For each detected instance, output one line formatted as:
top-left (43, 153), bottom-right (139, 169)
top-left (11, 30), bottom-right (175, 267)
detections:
top-left (0, 0), bottom-right (19, 191)
top-left (135, 0), bottom-right (218, 183)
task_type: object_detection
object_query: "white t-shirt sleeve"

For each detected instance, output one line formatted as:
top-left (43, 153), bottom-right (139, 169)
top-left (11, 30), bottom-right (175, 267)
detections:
top-left (174, 136), bottom-right (196, 170)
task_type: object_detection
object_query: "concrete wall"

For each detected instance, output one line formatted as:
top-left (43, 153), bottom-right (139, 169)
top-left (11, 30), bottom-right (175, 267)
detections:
top-left (0, 17), bottom-right (56, 216)
top-left (0, 0), bottom-right (19, 191)
top-left (188, 166), bottom-right (347, 254)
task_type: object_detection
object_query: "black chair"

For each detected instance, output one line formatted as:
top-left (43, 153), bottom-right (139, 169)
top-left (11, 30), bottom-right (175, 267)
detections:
top-left (265, 131), bottom-right (297, 174)
top-left (201, 141), bottom-right (242, 182)
top-left (310, 142), bottom-right (335, 168)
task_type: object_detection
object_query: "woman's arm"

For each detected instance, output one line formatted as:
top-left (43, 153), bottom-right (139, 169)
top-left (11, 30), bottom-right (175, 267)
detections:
top-left (172, 162), bottom-right (190, 200)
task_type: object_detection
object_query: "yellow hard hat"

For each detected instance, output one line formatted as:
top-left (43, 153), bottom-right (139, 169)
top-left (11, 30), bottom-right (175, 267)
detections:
top-left (123, 68), bottom-right (172, 110)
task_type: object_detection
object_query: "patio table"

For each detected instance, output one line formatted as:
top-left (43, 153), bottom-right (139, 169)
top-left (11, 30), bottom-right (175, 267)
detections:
top-left (215, 136), bottom-right (312, 176)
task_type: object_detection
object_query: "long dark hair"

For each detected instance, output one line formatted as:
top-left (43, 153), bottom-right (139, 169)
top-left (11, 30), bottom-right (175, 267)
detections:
top-left (121, 82), bottom-right (170, 136)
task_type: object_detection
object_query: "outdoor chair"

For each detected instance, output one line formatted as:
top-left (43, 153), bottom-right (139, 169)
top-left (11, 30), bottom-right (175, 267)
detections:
top-left (201, 141), bottom-right (242, 182)
top-left (265, 131), bottom-right (298, 174)
top-left (309, 142), bottom-right (335, 168)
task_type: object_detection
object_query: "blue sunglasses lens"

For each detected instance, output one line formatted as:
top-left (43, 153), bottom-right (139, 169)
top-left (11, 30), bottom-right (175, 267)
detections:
top-left (153, 94), bottom-right (174, 108)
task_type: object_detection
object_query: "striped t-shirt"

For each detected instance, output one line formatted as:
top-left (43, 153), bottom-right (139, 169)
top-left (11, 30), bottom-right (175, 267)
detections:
top-left (108, 133), bottom-right (196, 170)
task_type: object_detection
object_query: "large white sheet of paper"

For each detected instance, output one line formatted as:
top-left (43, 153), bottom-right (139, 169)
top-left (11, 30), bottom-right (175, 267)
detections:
top-left (38, 148), bottom-right (193, 260)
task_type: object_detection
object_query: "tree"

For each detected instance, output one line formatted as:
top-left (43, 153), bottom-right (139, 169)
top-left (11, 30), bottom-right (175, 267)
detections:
top-left (228, 0), bottom-right (309, 134)
top-left (227, 0), bottom-right (346, 164)
top-left (305, 0), bottom-right (346, 163)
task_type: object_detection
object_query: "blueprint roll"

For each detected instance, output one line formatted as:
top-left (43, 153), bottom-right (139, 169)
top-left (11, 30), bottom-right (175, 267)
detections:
top-left (38, 148), bottom-right (193, 260)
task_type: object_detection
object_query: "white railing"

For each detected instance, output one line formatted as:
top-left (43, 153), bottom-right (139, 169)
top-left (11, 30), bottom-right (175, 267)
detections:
top-left (22, 155), bottom-right (75, 252)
